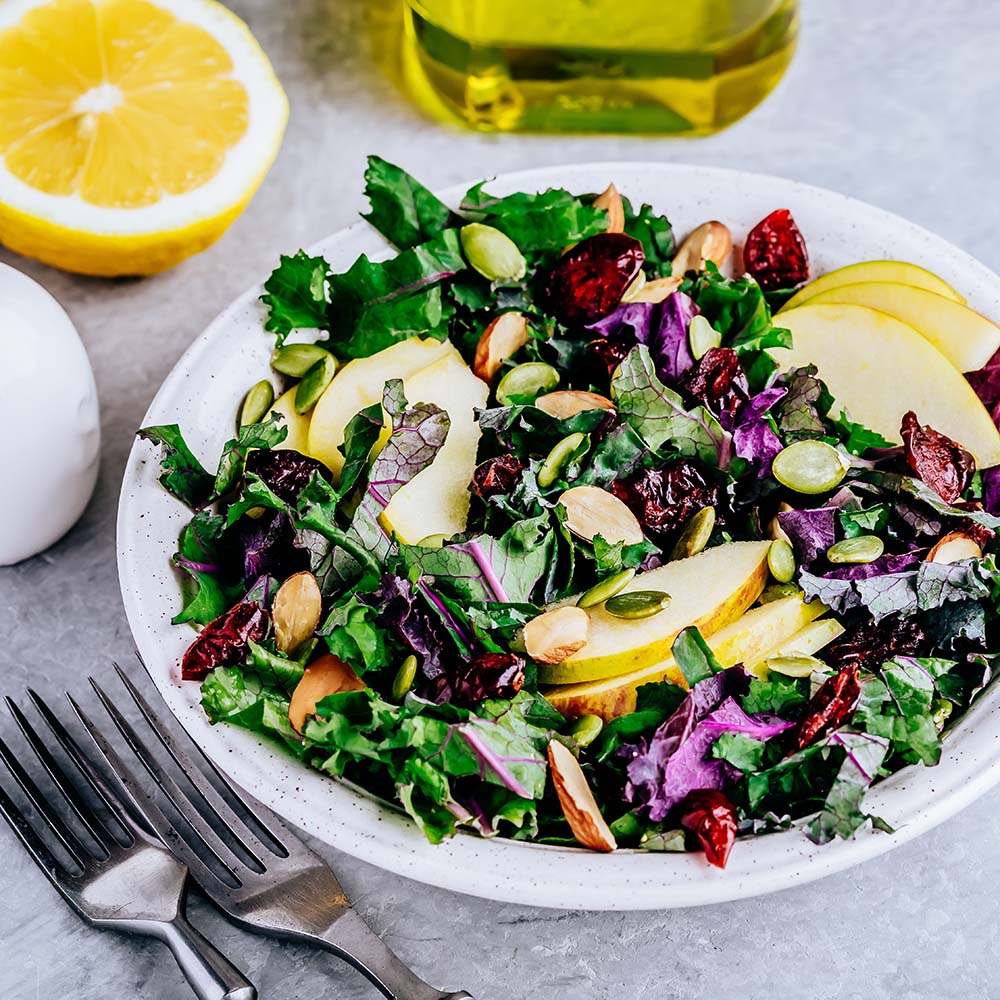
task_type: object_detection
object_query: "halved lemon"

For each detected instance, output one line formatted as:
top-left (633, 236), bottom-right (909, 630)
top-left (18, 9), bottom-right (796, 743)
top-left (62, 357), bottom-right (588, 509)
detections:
top-left (0, 0), bottom-right (288, 276)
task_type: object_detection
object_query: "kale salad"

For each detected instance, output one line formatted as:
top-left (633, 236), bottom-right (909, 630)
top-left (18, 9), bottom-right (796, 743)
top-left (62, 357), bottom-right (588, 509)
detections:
top-left (140, 157), bottom-right (1000, 868)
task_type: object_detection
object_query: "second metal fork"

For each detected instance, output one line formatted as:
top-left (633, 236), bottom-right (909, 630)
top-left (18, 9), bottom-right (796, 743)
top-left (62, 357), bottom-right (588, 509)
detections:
top-left (78, 663), bottom-right (474, 1000)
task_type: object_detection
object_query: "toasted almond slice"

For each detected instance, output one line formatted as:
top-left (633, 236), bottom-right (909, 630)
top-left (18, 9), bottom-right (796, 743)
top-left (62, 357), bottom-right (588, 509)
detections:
top-left (927, 531), bottom-right (983, 564)
top-left (593, 183), bottom-right (625, 234)
top-left (288, 653), bottom-right (366, 733)
top-left (473, 312), bottom-right (530, 384)
top-left (671, 221), bottom-right (733, 276)
top-left (548, 740), bottom-right (617, 852)
top-left (559, 485), bottom-right (644, 546)
top-left (627, 275), bottom-right (683, 304)
top-left (525, 607), bottom-right (590, 664)
top-left (273, 571), bottom-right (322, 655)
top-left (535, 390), bottom-right (616, 419)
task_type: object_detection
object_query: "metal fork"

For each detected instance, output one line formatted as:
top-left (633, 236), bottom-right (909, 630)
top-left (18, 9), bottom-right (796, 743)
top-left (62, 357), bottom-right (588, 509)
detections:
top-left (0, 693), bottom-right (256, 1000)
top-left (76, 663), bottom-right (474, 1000)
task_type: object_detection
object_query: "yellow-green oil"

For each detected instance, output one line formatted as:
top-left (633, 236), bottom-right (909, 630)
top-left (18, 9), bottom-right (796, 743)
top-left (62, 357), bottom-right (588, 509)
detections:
top-left (401, 0), bottom-right (798, 134)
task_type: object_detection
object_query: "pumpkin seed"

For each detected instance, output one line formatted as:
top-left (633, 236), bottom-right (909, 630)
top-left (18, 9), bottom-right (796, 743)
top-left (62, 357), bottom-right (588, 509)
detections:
top-left (391, 654), bottom-right (418, 701)
top-left (271, 343), bottom-right (331, 378)
top-left (604, 590), bottom-right (670, 620)
top-left (771, 440), bottom-right (849, 494)
top-left (687, 314), bottom-right (721, 360)
top-left (460, 223), bottom-right (527, 282)
top-left (569, 714), bottom-right (604, 748)
top-left (239, 380), bottom-right (274, 428)
top-left (294, 354), bottom-right (338, 414)
top-left (538, 432), bottom-right (587, 488)
top-left (759, 582), bottom-right (800, 604)
top-left (416, 533), bottom-right (449, 549)
top-left (766, 655), bottom-right (825, 678)
top-left (577, 568), bottom-right (636, 609)
top-left (931, 698), bottom-right (953, 732)
top-left (670, 506), bottom-right (715, 560)
top-left (496, 362), bottom-right (560, 405)
top-left (767, 538), bottom-right (796, 583)
top-left (827, 535), bottom-right (884, 564)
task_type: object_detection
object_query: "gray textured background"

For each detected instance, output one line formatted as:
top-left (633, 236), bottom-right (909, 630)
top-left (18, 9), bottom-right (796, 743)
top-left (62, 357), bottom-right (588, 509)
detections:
top-left (2, 1), bottom-right (1000, 997)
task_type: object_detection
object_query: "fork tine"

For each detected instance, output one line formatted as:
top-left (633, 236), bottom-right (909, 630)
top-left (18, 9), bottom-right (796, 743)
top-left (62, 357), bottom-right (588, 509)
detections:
top-left (6, 696), bottom-right (118, 855)
top-left (77, 684), bottom-right (249, 884)
top-left (0, 731), bottom-right (89, 869)
top-left (0, 779), bottom-right (73, 886)
top-left (115, 662), bottom-right (287, 858)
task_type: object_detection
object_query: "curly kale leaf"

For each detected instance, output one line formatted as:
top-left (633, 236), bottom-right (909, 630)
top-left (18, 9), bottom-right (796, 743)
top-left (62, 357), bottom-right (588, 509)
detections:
top-left (261, 251), bottom-right (330, 344)
top-left (362, 156), bottom-right (455, 249)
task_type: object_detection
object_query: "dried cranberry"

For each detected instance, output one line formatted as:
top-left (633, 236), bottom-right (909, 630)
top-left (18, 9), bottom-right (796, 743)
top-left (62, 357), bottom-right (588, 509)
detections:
top-left (900, 410), bottom-right (975, 504)
top-left (824, 615), bottom-right (927, 675)
top-left (611, 460), bottom-right (719, 536)
top-left (679, 789), bottom-right (738, 869)
top-left (181, 601), bottom-right (268, 680)
top-left (586, 336), bottom-right (635, 384)
top-left (473, 454), bottom-right (526, 499)
top-left (547, 233), bottom-right (644, 325)
top-left (956, 518), bottom-right (995, 550)
top-left (676, 347), bottom-right (749, 429)
top-left (744, 209), bottom-right (810, 291)
top-left (451, 652), bottom-right (525, 706)
top-left (792, 664), bottom-right (862, 752)
top-left (245, 448), bottom-right (327, 504)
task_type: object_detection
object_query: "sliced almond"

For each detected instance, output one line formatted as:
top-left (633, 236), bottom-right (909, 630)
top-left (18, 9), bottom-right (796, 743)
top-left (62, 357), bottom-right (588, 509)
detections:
top-left (559, 485), bottom-right (644, 546)
top-left (548, 740), bottom-right (616, 852)
top-left (927, 531), bottom-right (983, 564)
top-left (593, 182), bottom-right (625, 234)
top-left (473, 312), bottom-right (530, 384)
top-left (273, 571), bottom-right (322, 655)
top-left (535, 390), bottom-right (616, 420)
top-left (288, 653), bottom-right (365, 733)
top-left (768, 502), bottom-right (794, 545)
top-left (627, 274), bottom-right (683, 304)
top-left (524, 606), bottom-right (590, 664)
top-left (671, 221), bottom-right (733, 277)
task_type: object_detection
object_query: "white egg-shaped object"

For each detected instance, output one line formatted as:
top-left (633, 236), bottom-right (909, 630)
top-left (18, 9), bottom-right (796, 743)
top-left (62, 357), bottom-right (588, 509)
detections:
top-left (0, 264), bottom-right (100, 564)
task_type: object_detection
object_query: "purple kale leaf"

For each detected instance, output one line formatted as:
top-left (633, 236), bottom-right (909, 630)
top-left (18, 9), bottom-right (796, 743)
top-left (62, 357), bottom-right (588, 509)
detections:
top-left (779, 506), bottom-right (838, 567)
top-left (734, 386), bottom-right (786, 474)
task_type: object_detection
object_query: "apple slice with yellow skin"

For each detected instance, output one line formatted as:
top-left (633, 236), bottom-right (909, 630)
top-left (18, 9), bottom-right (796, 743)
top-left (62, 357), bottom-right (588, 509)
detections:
top-left (268, 387), bottom-right (311, 454)
top-left (537, 541), bottom-right (771, 686)
top-left (772, 304), bottom-right (1000, 469)
top-left (802, 282), bottom-right (1000, 373)
top-left (543, 592), bottom-right (823, 721)
top-left (747, 617), bottom-right (846, 677)
top-left (781, 260), bottom-right (964, 312)
top-left (306, 336), bottom-right (454, 476)
top-left (378, 350), bottom-right (489, 544)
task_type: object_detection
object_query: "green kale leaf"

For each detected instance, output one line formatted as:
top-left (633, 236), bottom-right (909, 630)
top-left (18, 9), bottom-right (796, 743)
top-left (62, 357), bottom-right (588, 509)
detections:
top-left (261, 251), bottom-right (330, 344)
top-left (362, 156), bottom-right (454, 249)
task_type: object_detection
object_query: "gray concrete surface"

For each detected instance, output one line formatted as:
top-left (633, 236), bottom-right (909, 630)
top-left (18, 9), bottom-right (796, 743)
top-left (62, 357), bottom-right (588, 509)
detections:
top-left (2, 1), bottom-right (999, 997)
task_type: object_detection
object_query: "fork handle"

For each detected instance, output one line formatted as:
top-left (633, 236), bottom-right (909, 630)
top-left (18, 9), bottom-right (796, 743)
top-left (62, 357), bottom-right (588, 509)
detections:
top-left (309, 909), bottom-right (473, 1000)
top-left (155, 913), bottom-right (257, 1000)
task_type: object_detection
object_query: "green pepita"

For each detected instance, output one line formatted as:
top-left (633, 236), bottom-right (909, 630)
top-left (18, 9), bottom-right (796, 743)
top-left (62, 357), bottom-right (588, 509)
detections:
top-left (537, 432), bottom-right (587, 488)
top-left (271, 343), bottom-right (332, 378)
top-left (460, 223), bottom-right (527, 282)
top-left (759, 582), bottom-right (801, 604)
top-left (931, 698), bottom-right (953, 732)
top-left (604, 590), bottom-right (671, 620)
top-left (496, 362), bottom-right (560, 405)
top-left (392, 654), bottom-right (418, 701)
top-left (577, 568), bottom-right (636, 609)
top-left (767, 538), bottom-right (797, 583)
top-left (771, 439), bottom-right (850, 494)
top-left (670, 506), bottom-right (715, 560)
top-left (568, 714), bottom-right (604, 748)
top-left (766, 655), bottom-right (825, 678)
top-left (239, 379), bottom-right (274, 428)
top-left (687, 314), bottom-right (721, 360)
top-left (416, 533), bottom-right (449, 549)
top-left (826, 535), bottom-right (884, 564)
top-left (294, 354), bottom-right (338, 414)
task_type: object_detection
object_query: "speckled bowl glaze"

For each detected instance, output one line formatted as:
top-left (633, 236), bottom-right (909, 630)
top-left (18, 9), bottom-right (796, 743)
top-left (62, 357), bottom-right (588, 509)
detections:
top-left (119, 163), bottom-right (1000, 910)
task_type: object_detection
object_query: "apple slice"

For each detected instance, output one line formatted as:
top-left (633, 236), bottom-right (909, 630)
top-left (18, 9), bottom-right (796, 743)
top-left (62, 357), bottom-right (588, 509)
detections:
top-left (537, 541), bottom-right (771, 686)
top-left (307, 337), bottom-right (454, 476)
top-left (543, 592), bottom-right (822, 721)
top-left (269, 387), bottom-right (311, 454)
top-left (380, 350), bottom-right (489, 543)
top-left (802, 282), bottom-right (1000, 373)
top-left (772, 304), bottom-right (1000, 468)
top-left (781, 260), bottom-right (964, 312)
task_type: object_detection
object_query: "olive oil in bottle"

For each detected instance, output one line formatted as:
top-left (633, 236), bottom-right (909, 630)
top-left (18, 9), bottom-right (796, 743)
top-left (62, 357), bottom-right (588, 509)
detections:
top-left (401, 0), bottom-right (798, 134)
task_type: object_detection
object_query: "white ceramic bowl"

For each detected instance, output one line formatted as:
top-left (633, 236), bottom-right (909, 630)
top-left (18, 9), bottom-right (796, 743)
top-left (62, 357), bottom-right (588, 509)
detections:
top-left (119, 163), bottom-right (1000, 910)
